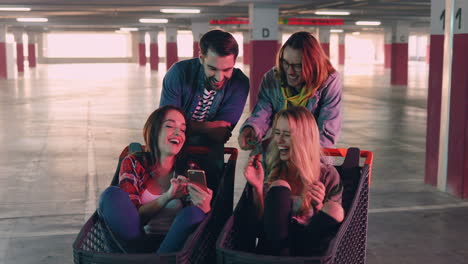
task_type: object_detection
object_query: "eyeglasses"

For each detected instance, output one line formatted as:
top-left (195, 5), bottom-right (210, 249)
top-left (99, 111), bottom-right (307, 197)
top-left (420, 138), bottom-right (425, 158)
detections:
top-left (281, 59), bottom-right (302, 72)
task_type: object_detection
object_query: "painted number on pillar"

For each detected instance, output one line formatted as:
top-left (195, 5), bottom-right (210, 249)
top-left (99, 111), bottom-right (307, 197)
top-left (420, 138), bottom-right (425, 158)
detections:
top-left (440, 10), bottom-right (445, 30)
top-left (455, 8), bottom-right (462, 30)
top-left (440, 8), bottom-right (463, 30)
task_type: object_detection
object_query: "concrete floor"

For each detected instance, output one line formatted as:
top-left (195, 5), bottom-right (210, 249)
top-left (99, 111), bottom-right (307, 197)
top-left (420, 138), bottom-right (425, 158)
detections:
top-left (1, 61), bottom-right (467, 264)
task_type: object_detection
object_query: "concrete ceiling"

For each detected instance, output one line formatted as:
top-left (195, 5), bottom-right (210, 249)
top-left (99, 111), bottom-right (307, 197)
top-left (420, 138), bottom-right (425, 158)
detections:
top-left (0, 0), bottom-right (430, 33)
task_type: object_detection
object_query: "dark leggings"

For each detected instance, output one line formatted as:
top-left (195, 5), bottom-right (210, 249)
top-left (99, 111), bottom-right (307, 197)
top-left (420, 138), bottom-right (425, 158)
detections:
top-left (257, 186), bottom-right (340, 256)
top-left (98, 186), bottom-right (206, 254)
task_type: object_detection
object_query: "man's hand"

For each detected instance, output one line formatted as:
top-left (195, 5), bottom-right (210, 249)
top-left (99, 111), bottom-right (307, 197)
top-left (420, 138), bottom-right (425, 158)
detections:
top-left (238, 126), bottom-right (256, 150)
top-left (206, 121), bottom-right (232, 143)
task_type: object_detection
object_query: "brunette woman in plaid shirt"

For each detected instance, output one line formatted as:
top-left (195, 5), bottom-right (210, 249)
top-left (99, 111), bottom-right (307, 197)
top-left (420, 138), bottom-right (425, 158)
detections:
top-left (98, 105), bottom-right (212, 254)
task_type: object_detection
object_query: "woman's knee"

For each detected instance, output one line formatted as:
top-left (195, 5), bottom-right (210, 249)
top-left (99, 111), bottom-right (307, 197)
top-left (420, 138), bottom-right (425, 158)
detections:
top-left (322, 201), bottom-right (345, 223)
top-left (174, 206), bottom-right (206, 227)
top-left (98, 186), bottom-right (141, 240)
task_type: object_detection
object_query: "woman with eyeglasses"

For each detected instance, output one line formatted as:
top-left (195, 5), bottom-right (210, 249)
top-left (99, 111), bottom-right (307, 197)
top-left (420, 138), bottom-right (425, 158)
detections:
top-left (238, 31), bottom-right (342, 150)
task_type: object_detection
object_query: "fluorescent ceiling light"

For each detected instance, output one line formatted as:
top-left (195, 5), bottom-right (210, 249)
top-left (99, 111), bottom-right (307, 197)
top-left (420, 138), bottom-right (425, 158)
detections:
top-left (315, 11), bottom-right (350, 15)
top-left (0, 7), bottom-right (31, 11)
top-left (330, 29), bottom-right (344, 33)
top-left (160, 9), bottom-right (200, 14)
top-left (120, 27), bottom-right (138, 31)
top-left (16, 17), bottom-right (47, 22)
top-left (139, 18), bottom-right (168, 24)
top-left (352, 32), bottom-right (360, 35)
top-left (355, 21), bottom-right (381, 26)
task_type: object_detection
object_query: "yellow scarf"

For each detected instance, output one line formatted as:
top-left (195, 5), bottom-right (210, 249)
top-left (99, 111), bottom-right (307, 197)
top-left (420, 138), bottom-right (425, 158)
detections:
top-left (280, 84), bottom-right (313, 109)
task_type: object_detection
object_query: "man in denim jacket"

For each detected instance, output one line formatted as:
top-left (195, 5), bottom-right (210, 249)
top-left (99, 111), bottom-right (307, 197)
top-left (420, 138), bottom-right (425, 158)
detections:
top-left (160, 30), bottom-right (249, 145)
top-left (238, 32), bottom-right (342, 150)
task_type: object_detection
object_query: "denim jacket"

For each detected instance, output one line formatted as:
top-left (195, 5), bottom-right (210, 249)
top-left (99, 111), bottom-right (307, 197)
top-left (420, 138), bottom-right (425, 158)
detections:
top-left (241, 67), bottom-right (342, 147)
top-left (159, 58), bottom-right (249, 128)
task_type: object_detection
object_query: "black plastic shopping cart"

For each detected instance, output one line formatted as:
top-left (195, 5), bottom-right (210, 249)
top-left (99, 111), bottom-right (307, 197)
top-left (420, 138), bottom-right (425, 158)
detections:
top-left (216, 147), bottom-right (373, 264)
top-left (73, 143), bottom-right (238, 264)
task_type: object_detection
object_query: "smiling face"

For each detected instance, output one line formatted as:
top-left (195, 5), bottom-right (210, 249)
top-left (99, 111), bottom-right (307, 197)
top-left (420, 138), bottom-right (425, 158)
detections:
top-left (157, 109), bottom-right (187, 157)
top-left (282, 46), bottom-right (304, 90)
top-left (273, 116), bottom-right (292, 161)
top-left (200, 49), bottom-right (236, 90)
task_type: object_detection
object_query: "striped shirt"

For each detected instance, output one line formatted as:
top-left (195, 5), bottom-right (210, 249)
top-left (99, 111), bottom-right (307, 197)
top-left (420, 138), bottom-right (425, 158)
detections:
top-left (191, 87), bottom-right (217, 122)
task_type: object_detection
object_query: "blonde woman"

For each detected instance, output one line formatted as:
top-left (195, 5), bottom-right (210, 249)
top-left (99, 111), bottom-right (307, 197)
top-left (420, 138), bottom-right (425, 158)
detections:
top-left (244, 106), bottom-right (344, 256)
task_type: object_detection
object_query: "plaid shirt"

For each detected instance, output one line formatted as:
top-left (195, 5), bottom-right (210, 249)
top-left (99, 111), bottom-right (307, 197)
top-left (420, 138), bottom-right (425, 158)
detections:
top-left (119, 154), bottom-right (156, 209)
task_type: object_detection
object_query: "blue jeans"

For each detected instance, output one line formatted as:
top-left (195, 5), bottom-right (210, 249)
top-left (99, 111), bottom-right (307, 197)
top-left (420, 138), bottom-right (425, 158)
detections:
top-left (98, 186), bottom-right (206, 254)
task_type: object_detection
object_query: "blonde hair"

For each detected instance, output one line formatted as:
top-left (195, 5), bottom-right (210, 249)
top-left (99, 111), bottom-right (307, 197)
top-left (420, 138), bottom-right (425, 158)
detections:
top-left (266, 106), bottom-right (322, 215)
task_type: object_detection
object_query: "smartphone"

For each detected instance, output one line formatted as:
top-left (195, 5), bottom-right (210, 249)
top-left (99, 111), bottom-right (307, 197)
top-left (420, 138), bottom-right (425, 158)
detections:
top-left (187, 169), bottom-right (207, 190)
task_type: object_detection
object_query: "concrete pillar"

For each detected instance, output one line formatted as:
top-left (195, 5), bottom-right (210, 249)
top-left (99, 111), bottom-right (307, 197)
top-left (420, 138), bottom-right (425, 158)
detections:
top-left (149, 31), bottom-right (159, 71)
top-left (192, 20), bottom-right (209, 58)
top-left (338, 33), bottom-right (345, 65)
top-left (27, 32), bottom-right (36, 67)
top-left (425, 0), bottom-right (452, 192)
top-left (384, 31), bottom-right (392, 68)
top-left (0, 25), bottom-right (7, 78)
top-left (319, 27), bottom-right (330, 57)
top-left (249, 3), bottom-right (279, 110)
top-left (13, 31), bottom-right (24, 73)
top-left (424, 0), bottom-right (445, 186)
top-left (426, 42), bottom-right (431, 64)
top-left (138, 31), bottom-right (146, 66)
top-left (1, 26), bottom-right (16, 79)
top-left (165, 26), bottom-right (178, 70)
top-left (446, 0), bottom-right (468, 198)
top-left (37, 32), bottom-right (44, 64)
top-left (242, 31), bottom-right (251, 65)
top-left (390, 22), bottom-right (409, 85)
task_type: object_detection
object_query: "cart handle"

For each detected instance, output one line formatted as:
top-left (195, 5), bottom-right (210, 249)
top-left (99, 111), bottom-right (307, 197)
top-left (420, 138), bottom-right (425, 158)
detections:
top-left (185, 146), bottom-right (238, 161)
top-left (322, 148), bottom-right (374, 186)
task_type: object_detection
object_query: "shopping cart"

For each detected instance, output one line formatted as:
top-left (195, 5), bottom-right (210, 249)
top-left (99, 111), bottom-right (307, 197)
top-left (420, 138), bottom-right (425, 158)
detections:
top-left (73, 143), bottom-right (238, 264)
top-left (216, 147), bottom-right (373, 264)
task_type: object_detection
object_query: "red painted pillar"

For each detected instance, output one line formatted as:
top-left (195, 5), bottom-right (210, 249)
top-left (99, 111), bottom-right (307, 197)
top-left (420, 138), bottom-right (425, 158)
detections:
top-left (27, 32), bottom-right (36, 67)
top-left (384, 31), bottom-right (392, 69)
top-left (249, 4), bottom-right (279, 110)
top-left (319, 27), bottom-right (330, 58)
top-left (425, 38), bottom-right (444, 187)
top-left (390, 22), bottom-right (409, 85)
top-left (447, 0), bottom-right (468, 199)
top-left (138, 32), bottom-right (146, 66)
top-left (243, 31), bottom-right (250, 65)
top-left (338, 33), bottom-right (345, 65)
top-left (0, 26), bottom-right (7, 79)
top-left (426, 44), bottom-right (430, 64)
top-left (277, 30), bottom-right (283, 54)
top-left (165, 26), bottom-right (178, 70)
top-left (193, 42), bottom-right (199, 58)
top-left (192, 21), bottom-right (208, 58)
top-left (14, 32), bottom-right (24, 73)
top-left (149, 31), bottom-right (159, 71)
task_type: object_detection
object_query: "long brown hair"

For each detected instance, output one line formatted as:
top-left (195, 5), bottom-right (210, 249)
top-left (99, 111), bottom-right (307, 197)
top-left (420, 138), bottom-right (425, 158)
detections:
top-left (275, 31), bottom-right (335, 97)
top-left (142, 105), bottom-right (189, 165)
top-left (266, 106), bottom-right (322, 215)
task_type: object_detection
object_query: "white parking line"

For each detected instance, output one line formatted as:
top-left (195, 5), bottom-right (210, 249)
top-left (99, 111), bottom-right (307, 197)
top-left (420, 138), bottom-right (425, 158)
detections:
top-left (84, 102), bottom-right (97, 221)
top-left (369, 202), bottom-right (468, 213)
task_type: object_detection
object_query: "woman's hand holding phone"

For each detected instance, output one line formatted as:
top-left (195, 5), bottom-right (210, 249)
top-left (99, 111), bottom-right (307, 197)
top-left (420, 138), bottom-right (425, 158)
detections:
top-left (188, 183), bottom-right (213, 213)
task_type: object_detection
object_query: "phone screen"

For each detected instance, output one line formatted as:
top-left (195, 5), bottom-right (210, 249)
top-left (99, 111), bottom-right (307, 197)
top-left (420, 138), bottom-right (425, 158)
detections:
top-left (187, 169), bottom-right (207, 190)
